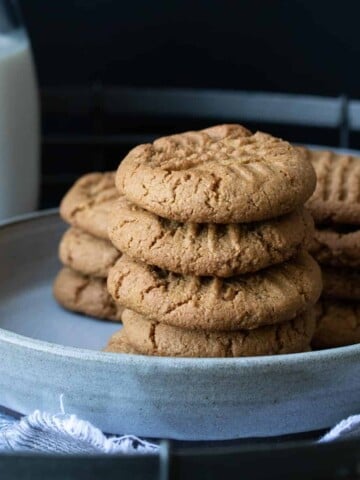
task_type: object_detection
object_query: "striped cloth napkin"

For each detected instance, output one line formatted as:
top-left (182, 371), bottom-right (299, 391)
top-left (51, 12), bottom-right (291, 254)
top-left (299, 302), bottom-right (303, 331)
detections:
top-left (0, 409), bottom-right (359, 454)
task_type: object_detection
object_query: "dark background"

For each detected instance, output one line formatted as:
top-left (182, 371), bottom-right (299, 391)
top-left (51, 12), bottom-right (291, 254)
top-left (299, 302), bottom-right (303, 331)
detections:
top-left (17, 0), bottom-right (360, 207)
top-left (19, 0), bottom-right (360, 96)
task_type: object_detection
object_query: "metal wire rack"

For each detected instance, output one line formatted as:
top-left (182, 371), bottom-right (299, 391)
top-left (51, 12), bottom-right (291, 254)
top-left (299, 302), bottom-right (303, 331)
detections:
top-left (40, 86), bottom-right (360, 208)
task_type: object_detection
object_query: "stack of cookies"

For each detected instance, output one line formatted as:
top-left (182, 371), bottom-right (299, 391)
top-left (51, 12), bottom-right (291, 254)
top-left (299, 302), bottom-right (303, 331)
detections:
top-left (105, 124), bottom-right (322, 357)
top-left (54, 172), bottom-right (124, 321)
top-left (305, 149), bottom-right (360, 348)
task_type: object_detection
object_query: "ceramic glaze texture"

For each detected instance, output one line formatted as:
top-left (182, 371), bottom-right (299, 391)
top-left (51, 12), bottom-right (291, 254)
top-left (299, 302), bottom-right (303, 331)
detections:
top-left (0, 212), bottom-right (359, 440)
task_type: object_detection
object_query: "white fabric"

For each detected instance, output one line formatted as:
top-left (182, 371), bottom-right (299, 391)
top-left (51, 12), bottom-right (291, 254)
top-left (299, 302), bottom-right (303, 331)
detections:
top-left (0, 410), bottom-right (158, 454)
top-left (319, 414), bottom-right (360, 442)
top-left (0, 409), bottom-right (359, 453)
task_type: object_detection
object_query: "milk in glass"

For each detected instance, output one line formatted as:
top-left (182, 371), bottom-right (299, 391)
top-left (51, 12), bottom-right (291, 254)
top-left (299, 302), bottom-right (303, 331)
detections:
top-left (0, 29), bottom-right (39, 219)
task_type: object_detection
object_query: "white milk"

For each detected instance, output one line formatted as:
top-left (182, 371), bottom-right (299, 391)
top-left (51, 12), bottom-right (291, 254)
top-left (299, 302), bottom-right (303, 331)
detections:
top-left (0, 29), bottom-right (39, 220)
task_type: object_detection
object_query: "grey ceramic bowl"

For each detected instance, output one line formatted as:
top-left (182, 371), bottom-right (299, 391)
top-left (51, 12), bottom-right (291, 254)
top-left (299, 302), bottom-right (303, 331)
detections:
top-left (0, 211), bottom-right (359, 440)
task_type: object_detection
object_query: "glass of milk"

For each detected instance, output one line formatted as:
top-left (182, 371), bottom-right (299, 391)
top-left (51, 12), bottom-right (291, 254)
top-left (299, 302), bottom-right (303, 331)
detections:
top-left (0, 0), bottom-right (39, 220)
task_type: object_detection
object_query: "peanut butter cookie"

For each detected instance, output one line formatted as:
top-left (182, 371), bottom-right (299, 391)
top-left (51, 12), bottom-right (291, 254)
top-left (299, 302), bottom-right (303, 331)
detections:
top-left (305, 148), bottom-right (360, 225)
top-left (60, 172), bottom-right (117, 239)
top-left (310, 226), bottom-right (360, 268)
top-left (107, 252), bottom-right (322, 330)
top-left (114, 309), bottom-right (315, 357)
top-left (59, 227), bottom-right (121, 278)
top-left (104, 330), bottom-right (138, 354)
top-left (54, 267), bottom-right (123, 321)
top-left (322, 266), bottom-right (360, 301)
top-left (109, 197), bottom-right (313, 277)
top-left (312, 300), bottom-right (360, 348)
top-left (116, 124), bottom-right (316, 223)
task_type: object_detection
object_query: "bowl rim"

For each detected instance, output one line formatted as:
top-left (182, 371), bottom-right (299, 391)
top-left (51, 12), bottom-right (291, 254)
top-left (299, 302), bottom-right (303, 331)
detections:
top-left (1, 204), bottom-right (359, 370)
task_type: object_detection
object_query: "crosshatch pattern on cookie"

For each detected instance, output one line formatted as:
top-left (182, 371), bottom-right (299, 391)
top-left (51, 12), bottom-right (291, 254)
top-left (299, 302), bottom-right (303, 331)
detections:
top-left (116, 124), bottom-right (316, 223)
top-left (305, 148), bottom-right (360, 224)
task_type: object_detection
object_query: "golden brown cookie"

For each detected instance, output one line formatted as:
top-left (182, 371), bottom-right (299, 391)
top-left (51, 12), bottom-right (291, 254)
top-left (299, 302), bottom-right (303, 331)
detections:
top-left (304, 148), bottom-right (360, 225)
top-left (310, 226), bottom-right (360, 268)
top-left (116, 124), bottom-right (316, 223)
top-left (322, 266), bottom-right (360, 301)
top-left (312, 300), bottom-right (360, 349)
top-left (53, 267), bottom-right (123, 321)
top-left (108, 197), bottom-right (314, 277)
top-left (60, 172), bottom-right (117, 239)
top-left (107, 252), bottom-right (322, 331)
top-left (117, 309), bottom-right (315, 357)
top-left (104, 330), bottom-right (138, 354)
top-left (59, 227), bottom-right (121, 278)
